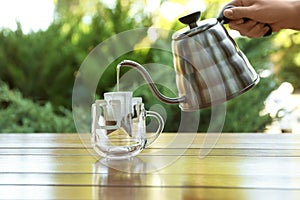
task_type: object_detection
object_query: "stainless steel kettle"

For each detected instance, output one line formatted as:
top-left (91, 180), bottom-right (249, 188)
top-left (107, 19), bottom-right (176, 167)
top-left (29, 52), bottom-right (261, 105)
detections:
top-left (117, 7), bottom-right (259, 111)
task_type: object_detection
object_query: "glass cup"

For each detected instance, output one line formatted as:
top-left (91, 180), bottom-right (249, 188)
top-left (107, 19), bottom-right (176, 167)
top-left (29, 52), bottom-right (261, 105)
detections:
top-left (91, 91), bottom-right (164, 159)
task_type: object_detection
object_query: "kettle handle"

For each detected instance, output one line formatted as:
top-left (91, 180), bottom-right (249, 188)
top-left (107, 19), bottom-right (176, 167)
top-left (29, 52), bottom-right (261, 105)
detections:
top-left (217, 5), bottom-right (272, 37)
top-left (217, 5), bottom-right (235, 24)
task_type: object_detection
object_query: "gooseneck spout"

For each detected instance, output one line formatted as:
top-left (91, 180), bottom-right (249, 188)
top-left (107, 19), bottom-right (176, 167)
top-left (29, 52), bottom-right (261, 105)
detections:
top-left (117, 60), bottom-right (186, 104)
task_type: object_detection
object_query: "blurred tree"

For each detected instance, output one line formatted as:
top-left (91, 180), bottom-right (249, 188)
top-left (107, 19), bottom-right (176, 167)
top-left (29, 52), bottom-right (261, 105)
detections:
top-left (272, 31), bottom-right (300, 90)
top-left (0, 80), bottom-right (75, 133)
top-left (0, 0), bottom-right (152, 109)
top-left (0, 0), bottom-right (281, 132)
top-left (0, 22), bottom-right (83, 108)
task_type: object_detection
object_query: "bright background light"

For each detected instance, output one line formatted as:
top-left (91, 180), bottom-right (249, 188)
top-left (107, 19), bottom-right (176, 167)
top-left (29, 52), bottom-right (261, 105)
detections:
top-left (0, 0), bottom-right (54, 33)
top-left (0, 0), bottom-right (205, 33)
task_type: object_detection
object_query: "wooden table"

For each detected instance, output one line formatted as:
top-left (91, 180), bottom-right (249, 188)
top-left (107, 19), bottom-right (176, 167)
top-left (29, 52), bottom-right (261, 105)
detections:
top-left (1, 133), bottom-right (300, 200)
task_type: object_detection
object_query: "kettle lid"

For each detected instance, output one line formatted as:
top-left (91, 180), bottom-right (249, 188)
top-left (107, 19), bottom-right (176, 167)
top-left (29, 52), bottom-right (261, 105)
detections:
top-left (173, 11), bottom-right (218, 40)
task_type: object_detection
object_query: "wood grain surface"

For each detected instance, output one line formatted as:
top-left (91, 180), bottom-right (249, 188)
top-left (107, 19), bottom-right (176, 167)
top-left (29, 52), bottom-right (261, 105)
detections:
top-left (0, 133), bottom-right (300, 200)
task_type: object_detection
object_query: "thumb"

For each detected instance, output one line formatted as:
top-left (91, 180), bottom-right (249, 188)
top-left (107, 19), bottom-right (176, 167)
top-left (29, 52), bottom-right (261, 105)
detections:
top-left (224, 7), bottom-right (253, 20)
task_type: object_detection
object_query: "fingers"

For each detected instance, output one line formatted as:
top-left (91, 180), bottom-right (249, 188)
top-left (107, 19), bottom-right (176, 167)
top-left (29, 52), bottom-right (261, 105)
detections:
top-left (224, 9), bottom-right (235, 19)
top-left (228, 20), bottom-right (270, 38)
top-left (224, 7), bottom-right (253, 20)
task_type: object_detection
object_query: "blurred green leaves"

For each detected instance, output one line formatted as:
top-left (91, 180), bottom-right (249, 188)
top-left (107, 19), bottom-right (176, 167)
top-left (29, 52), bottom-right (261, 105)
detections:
top-left (0, 80), bottom-right (75, 132)
top-left (273, 31), bottom-right (300, 89)
top-left (1, 0), bottom-right (297, 133)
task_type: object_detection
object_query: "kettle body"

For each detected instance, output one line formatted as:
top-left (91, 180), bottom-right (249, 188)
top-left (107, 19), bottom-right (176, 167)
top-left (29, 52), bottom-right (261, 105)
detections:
top-left (172, 18), bottom-right (259, 111)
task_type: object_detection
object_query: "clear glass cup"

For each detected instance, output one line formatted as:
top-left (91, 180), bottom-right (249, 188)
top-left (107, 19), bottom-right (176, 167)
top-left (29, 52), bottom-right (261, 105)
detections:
top-left (91, 92), bottom-right (164, 159)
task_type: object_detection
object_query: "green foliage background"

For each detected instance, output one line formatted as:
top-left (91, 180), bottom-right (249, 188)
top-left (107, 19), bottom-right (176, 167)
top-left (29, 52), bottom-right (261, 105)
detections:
top-left (0, 80), bottom-right (75, 132)
top-left (1, 0), bottom-right (297, 133)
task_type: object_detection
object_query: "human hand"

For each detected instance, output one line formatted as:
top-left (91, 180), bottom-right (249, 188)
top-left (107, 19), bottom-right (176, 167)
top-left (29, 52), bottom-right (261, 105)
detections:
top-left (223, 0), bottom-right (300, 38)
top-left (225, 18), bottom-right (271, 38)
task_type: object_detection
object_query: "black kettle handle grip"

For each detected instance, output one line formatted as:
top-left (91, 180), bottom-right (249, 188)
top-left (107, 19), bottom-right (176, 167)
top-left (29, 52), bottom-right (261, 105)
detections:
top-left (217, 5), bottom-right (235, 24)
top-left (217, 5), bottom-right (272, 37)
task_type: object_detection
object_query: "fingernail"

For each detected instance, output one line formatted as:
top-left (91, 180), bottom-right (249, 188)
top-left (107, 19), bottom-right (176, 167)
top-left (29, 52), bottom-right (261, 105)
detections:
top-left (234, 19), bottom-right (244, 24)
top-left (224, 9), bottom-right (233, 18)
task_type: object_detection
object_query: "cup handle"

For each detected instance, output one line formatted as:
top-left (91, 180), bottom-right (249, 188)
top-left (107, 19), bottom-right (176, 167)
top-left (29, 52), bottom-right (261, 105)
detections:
top-left (144, 111), bottom-right (164, 147)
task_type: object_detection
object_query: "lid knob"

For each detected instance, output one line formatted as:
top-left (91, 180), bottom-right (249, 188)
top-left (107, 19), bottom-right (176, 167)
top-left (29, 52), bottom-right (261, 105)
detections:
top-left (178, 11), bottom-right (201, 29)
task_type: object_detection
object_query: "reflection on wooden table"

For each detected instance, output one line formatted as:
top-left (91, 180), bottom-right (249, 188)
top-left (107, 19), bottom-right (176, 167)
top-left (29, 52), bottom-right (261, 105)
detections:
top-left (0, 133), bottom-right (300, 199)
